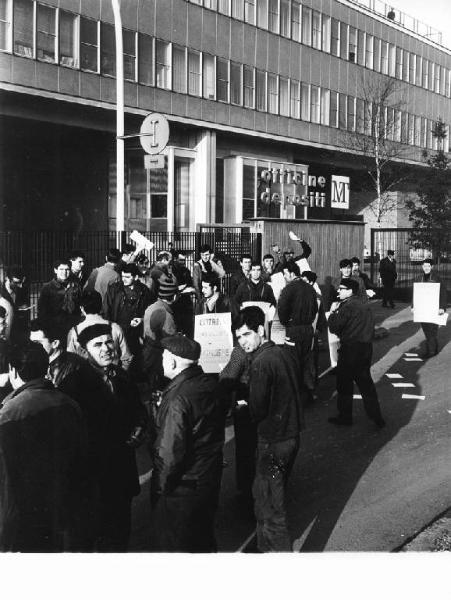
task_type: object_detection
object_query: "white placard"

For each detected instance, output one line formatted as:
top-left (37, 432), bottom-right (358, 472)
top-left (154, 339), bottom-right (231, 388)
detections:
top-left (296, 258), bottom-right (311, 274)
top-left (325, 311), bottom-right (340, 368)
top-left (413, 283), bottom-right (440, 324)
top-left (130, 230), bottom-right (154, 250)
top-left (194, 313), bottom-right (233, 374)
top-left (270, 311), bottom-right (286, 345)
top-left (269, 272), bottom-right (286, 302)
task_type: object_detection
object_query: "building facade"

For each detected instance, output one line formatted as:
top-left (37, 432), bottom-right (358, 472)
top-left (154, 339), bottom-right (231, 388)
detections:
top-left (0, 0), bottom-right (450, 248)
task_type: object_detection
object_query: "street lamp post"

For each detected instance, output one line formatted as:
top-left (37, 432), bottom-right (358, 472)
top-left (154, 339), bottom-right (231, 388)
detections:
top-left (111, 0), bottom-right (125, 240)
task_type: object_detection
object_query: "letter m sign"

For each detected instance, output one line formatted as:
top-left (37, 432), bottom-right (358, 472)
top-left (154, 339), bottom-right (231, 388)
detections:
top-left (331, 176), bottom-right (350, 209)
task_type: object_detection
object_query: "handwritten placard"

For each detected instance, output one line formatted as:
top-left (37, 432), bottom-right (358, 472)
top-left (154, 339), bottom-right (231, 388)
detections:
top-left (194, 313), bottom-right (233, 373)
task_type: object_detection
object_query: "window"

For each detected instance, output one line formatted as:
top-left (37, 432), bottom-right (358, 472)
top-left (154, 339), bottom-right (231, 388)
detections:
top-left (244, 0), bottom-right (256, 24)
top-left (172, 45), bottom-right (186, 93)
top-left (330, 91), bottom-right (338, 127)
top-left (291, 0), bottom-right (301, 42)
top-left (380, 41), bottom-right (388, 75)
top-left (204, 0), bottom-right (218, 8)
top-left (440, 66), bottom-right (446, 96)
top-left (331, 18), bottom-right (339, 57)
top-left (422, 58), bottom-right (428, 89)
top-left (357, 28), bottom-right (365, 64)
top-left (365, 34), bottom-right (373, 70)
top-left (267, 73), bottom-right (278, 114)
top-left (138, 34), bottom-right (153, 85)
top-left (216, 58), bottom-right (229, 102)
top-left (36, 3), bottom-right (56, 63)
top-left (322, 15), bottom-right (331, 53)
top-left (123, 29), bottom-right (136, 81)
top-left (388, 44), bottom-right (395, 76)
top-left (290, 79), bottom-right (300, 119)
top-left (188, 50), bottom-right (201, 95)
top-left (243, 162), bottom-right (256, 220)
top-left (401, 112), bottom-right (408, 144)
top-left (408, 113), bottom-right (415, 145)
top-left (428, 61), bottom-right (434, 91)
top-left (257, 0), bottom-right (268, 29)
top-left (243, 65), bottom-right (255, 108)
top-left (268, 0), bottom-right (279, 34)
top-left (407, 52), bottom-right (415, 84)
top-left (338, 93), bottom-right (347, 129)
top-left (386, 107), bottom-right (395, 140)
top-left (218, 0), bottom-right (231, 15)
top-left (312, 10), bottom-right (321, 50)
top-left (310, 85), bottom-right (320, 123)
top-left (232, 0), bottom-right (244, 19)
top-left (339, 22), bottom-right (347, 60)
top-left (364, 101), bottom-right (372, 136)
top-left (373, 37), bottom-right (380, 71)
top-left (402, 49), bottom-right (409, 82)
top-left (0, 0), bottom-right (12, 52)
top-left (415, 53), bottom-right (422, 86)
top-left (320, 88), bottom-right (330, 125)
top-left (100, 23), bottom-right (115, 76)
top-left (256, 69), bottom-right (266, 111)
top-left (280, 0), bottom-right (290, 38)
top-left (230, 61), bottom-right (242, 105)
top-left (203, 53), bottom-right (215, 99)
top-left (59, 11), bottom-right (78, 68)
top-left (302, 6), bottom-right (311, 46)
top-left (347, 96), bottom-right (355, 131)
top-left (395, 46), bottom-right (402, 79)
top-left (80, 17), bottom-right (98, 72)
top-left (356, 98), bottom-right (365, 134)
top-left (434, 63), bottom-right (440, 93)
top-left (348, 26), bottom-right (357, 62)
top-left (420, 117), bottom-right (427, 147)
top-left (279, 76), bottom-right (289, 116)
top-left (156, 40), bottom-right (171, 89)
top-left (394, 110), bottom-right (401, 142)
top-left (301, 83), bottom-right (310, 121)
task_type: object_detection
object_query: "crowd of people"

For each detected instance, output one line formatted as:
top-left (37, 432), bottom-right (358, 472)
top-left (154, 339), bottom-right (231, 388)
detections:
top-left (0, 238), bottom-right (445, 553)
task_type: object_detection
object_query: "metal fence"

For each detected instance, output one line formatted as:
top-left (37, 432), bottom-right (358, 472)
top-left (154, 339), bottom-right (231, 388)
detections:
top-left (0, 229), bottom-right (262, 317)
top-left (370, 228), bottom-right (451, 301)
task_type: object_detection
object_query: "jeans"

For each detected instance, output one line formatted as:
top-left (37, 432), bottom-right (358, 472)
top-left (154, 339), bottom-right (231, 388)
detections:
top-left (253, 437), bottom-right (299, 552)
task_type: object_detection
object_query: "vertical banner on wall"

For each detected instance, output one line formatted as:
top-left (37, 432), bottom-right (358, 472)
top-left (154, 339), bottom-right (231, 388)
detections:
top-left (194, 313), bottom-right (233, 373)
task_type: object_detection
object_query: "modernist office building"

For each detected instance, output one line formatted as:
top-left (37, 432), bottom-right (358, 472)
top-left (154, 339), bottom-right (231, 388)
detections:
top-left (0, 0), bottom-right (450, 245)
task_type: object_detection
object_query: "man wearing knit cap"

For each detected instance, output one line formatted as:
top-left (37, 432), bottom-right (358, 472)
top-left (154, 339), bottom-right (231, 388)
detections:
top-left (327, 278), bottom-right (385, 429)
top-left (150, 333), bottom-right (227, 552)
top-left (142, 273), bottom-right (178, 393)
top-left (79, 323), bottom-right (148, 551)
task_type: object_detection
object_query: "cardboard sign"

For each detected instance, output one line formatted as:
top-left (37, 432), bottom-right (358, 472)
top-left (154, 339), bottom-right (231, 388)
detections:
top-left (194, 313), bottom-right (233, 374)
top-left (413, 283), bottom-right (441, 324)
top-left (269, 272), bottom-right (286, 302)
top-left (325, 311), bottom-right (340, 368)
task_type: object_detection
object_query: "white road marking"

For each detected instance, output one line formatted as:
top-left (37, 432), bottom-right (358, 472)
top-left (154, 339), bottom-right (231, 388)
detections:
top-left (404, 353), bottom-right (419, 357)
top-left (353, 394), bottom-right (362, 399)
top-left (403, 358), bottom-right (423, 362)
top-left (402, 394), bottom-right (425, 400)
top-left (392, 382), bottom-right (415, 388)
top-left (385, 373), bottom-right (403, 379)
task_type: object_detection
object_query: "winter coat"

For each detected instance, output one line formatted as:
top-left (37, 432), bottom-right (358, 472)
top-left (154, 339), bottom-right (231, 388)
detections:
top-left (328, 295), bottom-right (375, 345)
top-left (247, 341), bottom-right (304, 442)
top-left (0, 379), bottom-right (86, 551)
top-left (278, 277), bottom-right (318, 340)
top-left (38, 278), bottom-right (82, 331)
top-left (195, 292), bottom-right (232, 315)
top-left (192, 259), bottom-right (225, 301)
top-left (85, 263), bottom-right (120, 301)
top-left (151, 365), bottom-right (226, 499)
top-left (379, 257), bottom-right (397, 284)
top-left (234, 279), bottom-right (276, 308)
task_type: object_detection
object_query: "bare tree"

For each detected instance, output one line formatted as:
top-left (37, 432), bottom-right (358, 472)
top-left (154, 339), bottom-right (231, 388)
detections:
top-left (343, 75), bottom-right (410, 225)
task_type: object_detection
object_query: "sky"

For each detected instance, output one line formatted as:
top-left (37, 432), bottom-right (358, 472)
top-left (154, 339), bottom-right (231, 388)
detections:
top-left (387, 0), bottom-right (451, 49)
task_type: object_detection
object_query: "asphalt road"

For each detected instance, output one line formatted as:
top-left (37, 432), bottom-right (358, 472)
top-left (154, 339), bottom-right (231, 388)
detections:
top-left (129, 302), bottom-right (451, 552)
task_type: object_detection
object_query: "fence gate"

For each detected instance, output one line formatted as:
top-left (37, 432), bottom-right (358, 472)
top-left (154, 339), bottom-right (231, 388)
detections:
top-left (370, 228), bottom-right (451, 301)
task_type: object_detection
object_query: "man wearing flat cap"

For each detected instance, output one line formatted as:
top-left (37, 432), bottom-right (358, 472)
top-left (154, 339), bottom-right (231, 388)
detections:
top-left (327, 279), bottom-right (385, 429)
top-left (79, 323), bottom-right (148, 551)
top-left (149, 333), bottom-right (227, 552)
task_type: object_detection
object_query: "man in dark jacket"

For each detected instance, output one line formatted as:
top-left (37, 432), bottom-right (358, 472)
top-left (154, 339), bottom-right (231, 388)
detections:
top-left (235, 306), bottom-right (302, 552)
top-left (414, 259), bottom-right (448, 358)
top-left (37, 258), bottom-right (82, 334)
top-left (0, 266), bottom-right (29, 344)
top-left (150, 334), bottom-right (227, 552)
top-left (103, 262), bottom-right (155, 376)
top-left (229, 253), bottom-right (252, 297)
top-left (379, 250), bottom-right (397, 308)
top-left (234, 262), bottom-right (276, 312)
top-left (0, 342), bottom-right (86, 552)
top-left (78, 323), bottom-right (148, 552)
top-left (196, 273), bottom-right (232, 315)
top-left (328, 278), bottom-right (385, 428)
top-left (278, 261), bottom-right (318, 389)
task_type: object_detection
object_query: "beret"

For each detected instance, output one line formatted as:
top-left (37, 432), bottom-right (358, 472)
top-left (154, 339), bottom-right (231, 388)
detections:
top-left (78, 323), bottom-right (112, 347)
top-left (339, 278), bottom-right (359, 294)
top-left (161, 334), bottom-right (201, 361)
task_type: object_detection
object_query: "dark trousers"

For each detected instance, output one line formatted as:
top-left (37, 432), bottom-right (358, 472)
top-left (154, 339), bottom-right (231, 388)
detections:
top-left (253, 437), bottom-right (299, 552)
top-left (421, 322), bottom-right (439, 355)
top-left (233, 402), bottom-right (257, 497)
top-left (381, 281), bottom-right (395, 306)
top-left (336, 342), bottom-right (383, 423)
top-left (97, 492), bottom-right (132, 552)
top-left (150, 472), bottom-right (221, 552)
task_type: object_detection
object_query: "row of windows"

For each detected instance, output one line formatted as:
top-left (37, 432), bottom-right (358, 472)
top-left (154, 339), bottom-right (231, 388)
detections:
top-left (186, 0), bottom-right (451, 99)
top-left (0, 0), bottom-right (448, 152)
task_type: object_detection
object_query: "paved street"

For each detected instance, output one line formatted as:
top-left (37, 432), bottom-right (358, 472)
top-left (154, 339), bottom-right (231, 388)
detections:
top-left (130, 301), bottom-right (451, 552)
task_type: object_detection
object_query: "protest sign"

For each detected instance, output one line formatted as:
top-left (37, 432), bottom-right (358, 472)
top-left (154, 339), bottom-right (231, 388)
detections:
top-left (413, 283), bottom-right (440, 324)
top-left (194, 312), bottom-right (233, 373)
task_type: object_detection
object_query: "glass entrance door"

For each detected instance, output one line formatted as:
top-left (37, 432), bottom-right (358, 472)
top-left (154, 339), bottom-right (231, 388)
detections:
top-left (174, 157), bottom-right (193, 232)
